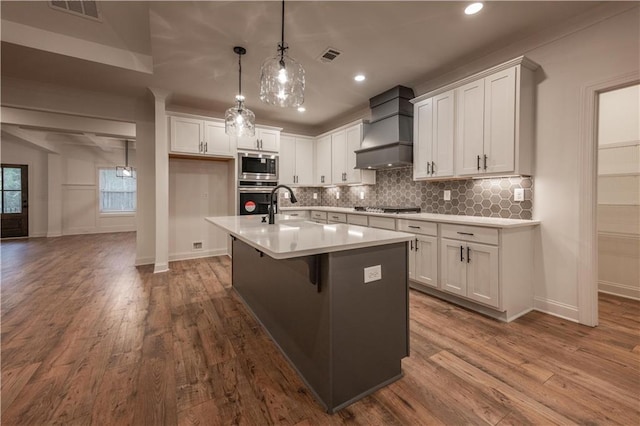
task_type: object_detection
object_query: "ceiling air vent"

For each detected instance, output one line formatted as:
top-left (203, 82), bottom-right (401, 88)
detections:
top-left (49, 1), bottom-right (101, 21)
top-left (318, 47), bottom-right (342, 63)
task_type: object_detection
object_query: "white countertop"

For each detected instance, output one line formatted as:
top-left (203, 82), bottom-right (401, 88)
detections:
top-left (281, 206), bottom-right (540, 229)
top-left (206, 215), bottom-right (414, 259)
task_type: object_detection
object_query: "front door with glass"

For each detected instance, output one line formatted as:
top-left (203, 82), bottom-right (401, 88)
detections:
top-left (1, 164), bottom-right (28, 238)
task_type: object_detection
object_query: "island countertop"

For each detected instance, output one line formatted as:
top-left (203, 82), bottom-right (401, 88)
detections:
top-left (206, 215), bottom-right (414, 259)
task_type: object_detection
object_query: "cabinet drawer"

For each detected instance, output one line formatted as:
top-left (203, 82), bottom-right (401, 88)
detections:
top-left (347, 214), bottom-right (368, 226)
top-left (368, 216), bottom-right (396, 230)
top-left (284, 210), bottom-right (309, 218)
top-left (327, 212), bottom-right (347, 223)
top-left (441, 224), bottom-right (499, 245)
top-left (311, 211), bottom-right (327, 220)
top-left (397, 219), bottom-right (437, 236)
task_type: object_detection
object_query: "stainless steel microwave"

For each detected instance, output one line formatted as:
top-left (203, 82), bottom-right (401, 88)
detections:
top-left (238, 152), bottom-right (278, 182)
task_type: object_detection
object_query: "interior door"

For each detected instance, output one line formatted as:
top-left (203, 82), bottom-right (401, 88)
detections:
top-left (1, 164), bottom-right (28, 238)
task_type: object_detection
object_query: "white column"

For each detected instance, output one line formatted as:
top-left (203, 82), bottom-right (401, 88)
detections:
top-left (47, 153), bottom-right (62, 237)
top-left (149, 88), bottom-right (171, 273)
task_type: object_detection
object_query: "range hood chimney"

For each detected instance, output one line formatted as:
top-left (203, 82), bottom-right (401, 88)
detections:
top-left (355, 85), bottom-right (415, 170)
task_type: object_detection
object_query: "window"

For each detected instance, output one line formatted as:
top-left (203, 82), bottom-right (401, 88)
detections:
top-left (1, 165), bottom-right (25, 214)
top-left (99, 168), bottom-right (136, 213)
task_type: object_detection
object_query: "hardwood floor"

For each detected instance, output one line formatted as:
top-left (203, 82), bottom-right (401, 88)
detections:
top-left (2, 232), bottom-right (639, 425)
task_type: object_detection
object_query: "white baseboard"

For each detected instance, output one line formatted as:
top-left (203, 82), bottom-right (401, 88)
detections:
top-left (63, 226), bottom-right (135, 236)
top-left (47, 232), bottom-right (62, 238)
top-left (169, 248), bottom-right (228, 262)
top-left (29, 232), bottom-right (47, 238)
top-left (154, 263), bottom-right (169, 274)
top-left (533, 297), bottom-right (579, 322)
top-left (135, 256), bottom-right (155, 266)
top-left (599, 281), bottom-right (640, 301)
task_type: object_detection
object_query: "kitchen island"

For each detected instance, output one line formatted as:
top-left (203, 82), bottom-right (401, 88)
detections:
top-left (206, 215), bottom-right (414, 413)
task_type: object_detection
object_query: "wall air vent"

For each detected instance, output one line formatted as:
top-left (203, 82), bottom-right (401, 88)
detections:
top-left (318, 47), bottom-right (342, 63)
top-left (49, 1), bottom-right (101, 21)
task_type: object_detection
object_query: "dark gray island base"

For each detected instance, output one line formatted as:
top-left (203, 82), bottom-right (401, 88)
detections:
top-left (231, 237), bottom-right (409, 413)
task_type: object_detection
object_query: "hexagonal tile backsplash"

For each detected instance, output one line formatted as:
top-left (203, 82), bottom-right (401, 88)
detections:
top-left (279, 167), bottom-right (533, 219)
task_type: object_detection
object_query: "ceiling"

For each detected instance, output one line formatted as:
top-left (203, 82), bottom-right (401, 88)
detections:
top-left (1, 1), bottom-right (609, 132)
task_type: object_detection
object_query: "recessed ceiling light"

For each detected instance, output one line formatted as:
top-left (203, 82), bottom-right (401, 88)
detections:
top-left (297, 107), bottom-right (306, 112)
top-left (465, 2), bottom-right (483, 15)
top-left (354, 74), bottom-right (366, 82)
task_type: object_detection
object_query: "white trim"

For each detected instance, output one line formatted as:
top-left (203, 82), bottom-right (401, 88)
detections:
top-left (62, 225), bottom-right (136, 235)
top-left (598, 140), bottom-right (640, 149)
top-left (577, 72), bottom-right (639, 327)
top-left (1, 20), bottom-right (152, 74)
top-left (597, 231), bottom-right (640, 240)
top-left (47, 232), bottom-right (63, 238)
top-left (598, 283), bottom-right (640, 301)
top-left (135, 256), bottom-right (155, 266)
top-left (533, 297), bottom-right (579, 323)
top-left (154, 263), bottom-right (169, 274)
top-left (168, 248), bottom-right (228, 262)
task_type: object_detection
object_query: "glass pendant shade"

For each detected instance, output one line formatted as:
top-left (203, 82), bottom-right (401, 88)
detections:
top-left (225, 46), bottom-right (255, 137)
top-left (260, 42), bottom-right (305, 108)
top-left (225, 98), bottom-right (255, 137)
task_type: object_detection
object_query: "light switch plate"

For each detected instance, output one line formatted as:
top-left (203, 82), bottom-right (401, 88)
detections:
top-left (514, 188), bottom-right (525, 202)
top-left (364, 265), bottom-right (382, 283)
top-left (444, 190), bottom-right (451, 201)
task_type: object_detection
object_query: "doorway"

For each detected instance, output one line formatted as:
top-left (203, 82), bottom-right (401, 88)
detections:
top-left (1, 164), bottom-right (29, 238)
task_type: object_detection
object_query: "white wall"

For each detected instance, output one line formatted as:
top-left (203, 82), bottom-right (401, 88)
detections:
top-left (597, 84), bottom-right (640, 300)
top-left (0, 138), bottom-right (48, 237)
top-left (168, 158), bottom-right (231, 261)
top-left (59, 143), bottom-right (137, 235)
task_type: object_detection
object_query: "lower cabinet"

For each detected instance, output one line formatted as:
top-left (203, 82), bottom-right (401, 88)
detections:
top-left (440, 238), bottom-right (499, 308)
top-left (409, 235), bottom-right (438, 288)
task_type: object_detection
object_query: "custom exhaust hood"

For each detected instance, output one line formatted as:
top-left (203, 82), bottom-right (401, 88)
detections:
top-left (355, 85), bottom-right (415, 170)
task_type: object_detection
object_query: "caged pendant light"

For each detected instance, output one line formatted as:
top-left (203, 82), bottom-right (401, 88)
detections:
top-left (225, 46), bottom-right (256, 137)
top-left (116, 140), bottom-right (134, 178)
top-left (259, 0), bottom-right (305, 108)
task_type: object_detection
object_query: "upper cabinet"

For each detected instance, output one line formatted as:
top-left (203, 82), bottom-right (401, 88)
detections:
top-left (323, 122), bottom-right (375, 186)
top-left (169, 115), bottom-right (235, 158)
top-left (237, 127), bottom-right (280, 152)
top-left (412, 56), bottom-right (538, 180)
top-left (413, 90), bottom-right (455, 179)
top-left (280, 134), bottom-right (314, 186)
top-left (315, 135), bottom-right (332, 185)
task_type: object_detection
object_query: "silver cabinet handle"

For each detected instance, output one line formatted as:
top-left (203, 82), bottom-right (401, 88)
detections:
top-left (410, 240), bottom-right (414, 251)
top-left (415, 239), bottom-right (419, 251)
top-left (205, 142), bottom-right (208, 153)
top-left (199, 141), bottom-right (203, 153)
top-left (457, 232), bottom-right (475, 236)
top-left (426, 162), bottom-right (430, 174)
top-left (408, 225), bottom-right (421, 229)
top-left (477, 155), bottom-right (481, 170)
top-left (460, 245), bottom-right (464, 262)
top-left (332, 216), bottom-right (339, 219)
top-left (431, 161), bottom-right (435, 174)
top-left (483, 154), bottom-right (488, 170)
top-left (467, 246), bottom-right (471, 263)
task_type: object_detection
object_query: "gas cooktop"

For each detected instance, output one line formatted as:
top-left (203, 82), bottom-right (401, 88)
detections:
top-left (353, 206), bottom-right (421, 214)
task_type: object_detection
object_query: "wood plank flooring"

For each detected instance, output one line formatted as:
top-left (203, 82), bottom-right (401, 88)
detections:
top-left (2, 232), bottom-right (639, 425)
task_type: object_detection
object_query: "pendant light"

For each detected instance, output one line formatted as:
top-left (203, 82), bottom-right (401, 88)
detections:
top-left (116, 140), bottom-right (134, 178)
top-left (225, 46), bottom-right (256, 137)
top-left (259, 0), bottom-right (305, 108)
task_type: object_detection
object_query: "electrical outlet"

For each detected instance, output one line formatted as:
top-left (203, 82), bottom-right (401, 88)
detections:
top-left (360, 191), bottom-right (365, 200)
top-left (284, 192), bottom-right (289, 199)
top-left (514, 188), bottom-right (525, 202)
top-left (336, 192), bottom-right (340, 199)
top-left (364, 265), bottom-right (382, 283)
top-left (313, 192), bottom-right (318, 200)
top-left (444, 190), bottom-right (451, 201)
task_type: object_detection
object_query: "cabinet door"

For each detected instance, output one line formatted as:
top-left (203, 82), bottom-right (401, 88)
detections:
top-left (414, 235), bottom-right (438, 288)
top-left (408, 240), bottom-right (416, 281)
top-left (331, 130), bottom-right (346, 184)
top-left (259, 128), bottom-right (280, 152)
top-left (344, 124), bottom-right (362, 184)
top-left (413, 98), bottom-right (433, 179)
top-left (484, 67), bottom-right (516, 174)
top-left (295, 137), bottom-right (315, 185)
top-left (279, 135), bottom-right (296, 185)
top-left (315, 135), bottom-right (332, 185)
top-left (440, 238), bottom-right (467, 296)
top-left (432, 91), bottom-right (455, 178)
top-left (455, 80), bottom-right (485, 176)
top-left (466, 242), bottom-right (500, 308)
top-left (203, 120), bottom-right (234, 156)
top-left (170, 116), bottom-right (202, 154)
top-left (237, 133), bottom-right (260, 150)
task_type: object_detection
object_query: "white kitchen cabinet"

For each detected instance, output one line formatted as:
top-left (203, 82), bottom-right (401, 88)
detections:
top-left (412, 56), bottom-right (537, 179)
top-left (324, 123), bottom-right (376, 185)
top-left (237, 127), bottom-right (280, 152)
top-left (413, 90), bottom-right (454, 180)
top-left (169, 115), bottom-right (235, 157)
top-left (398, 219), bottom-right (438, 288)
top-left (440, 224), bottom-right (500, 308)
top-left (310, 210), bottom-right (328, 224)
top-left (315, 135), bottom-right (332, 185)
top-left (280, 134), bottom-right (314, 186)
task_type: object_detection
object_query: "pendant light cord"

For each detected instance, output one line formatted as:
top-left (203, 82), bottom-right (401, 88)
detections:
top-left (279, 0), bottom-right (286, 64)
top-left (238, 53), bottom-right (242, 98)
